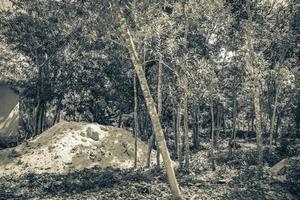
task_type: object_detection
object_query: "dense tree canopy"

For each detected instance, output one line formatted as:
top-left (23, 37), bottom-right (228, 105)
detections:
top-left (0, 0), bottom-right (299, 198)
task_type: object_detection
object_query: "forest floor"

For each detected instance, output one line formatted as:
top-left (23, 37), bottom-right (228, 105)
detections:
top-left (0, 131), bottom-right (299, 200)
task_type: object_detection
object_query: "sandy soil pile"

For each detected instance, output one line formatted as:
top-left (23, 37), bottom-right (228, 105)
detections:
top-left (0, 121), bottom-right (155, 176)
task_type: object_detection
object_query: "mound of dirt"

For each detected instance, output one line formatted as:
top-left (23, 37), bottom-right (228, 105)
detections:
top-left (0, 121), bottom-right (156, 176)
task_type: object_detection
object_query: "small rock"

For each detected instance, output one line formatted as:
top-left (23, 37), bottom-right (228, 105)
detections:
top-left (90, 131), bottom-right (99, 141)
top-left (80, 132), bottom-right (85, 137)
top-left (87, 127), bottom-right (99, 141)
top-left (87, 127), bottom-right (93, 137)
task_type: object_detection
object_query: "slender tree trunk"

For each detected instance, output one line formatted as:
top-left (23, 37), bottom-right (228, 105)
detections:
top-left (52, 96), bottom-right (63, 126)
top-left (169, 82), bottom-right (177, 156)
top-left (35, 101), bottom-right (42, 135)
top-left (146, 134), bottom-right (154, 168)
top-left (156, 55), bottom-right (163, 168)
top-left (118, 113), bottom-right (122, 128)
top-left (210, 98), bottom-right (216, 171)
top-left (173, 105), bottom-right (177, 154)
top-left (216, 104), bottom-right (221, 149)
top-left (35, 63), bottom-right (44, 135)
top-left (132, 1), bottom-right (138, 168)
top-left (229, 97), bottom-right (237, 157)
top-left (172, 92), bottom-right (177, 156)
top-left (182, 0), bottom-right (190, 171)
top-left (274, 113), bottom-right (280, 145)
top-left (233, 100), bottom-right (238, 149)
top-left (176, 101), bottom-right (182, 165)
top-left (193, 103), bottom-right (200, 149)
top-left (223, 111), bottom-right (226, 134)
top-left (134, 73), bottom-right (138, 168)
top-left (251, 107), bottom-right (255, 132)
top-left (113, 3), bottom-right (183, 199)
top-left (246, 0), bottom-right (263, 171)
top-left (253, 87), bottom-right (263, 169)
top-left (269, 85), bottom-right (279, 154)
top-left (183, 81), bottom-right (189, 170)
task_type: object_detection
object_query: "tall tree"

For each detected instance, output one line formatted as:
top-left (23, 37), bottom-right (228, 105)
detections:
top-left (245, 0), bottom-right (263, 171)
top-left (112, 2), bottom-right (183, 199)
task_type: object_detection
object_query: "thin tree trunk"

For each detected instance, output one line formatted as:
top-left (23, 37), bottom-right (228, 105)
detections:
top-left (172, 90), bottom-right (177, 156)
top-left (193, 103), bottom-right (200, 149)
top-left (176, 101), bottom-right (183, 166)
top-left (274, 113), bottom-right (280, 145)
top-left (269, 85), bottom-right (279, 154)
top-left (134, 73), bottom-right (138, 168)
top-left (253, 87), bottom-right (263, 169)
top-left (168, 82), bottom-right (177, 156)
top-left (216, 104), bottom-right (221, 149)
top-left (183, 81), bottom-right (189, 170)
top-left (182, 0), bottom-right (190, 171)
top-left (251, 107), bottom-right (255, 132)
top-left (229, 97), bottom-right (237, 158)
top-left (52, 96), bottom-right (63, 126)
top-left (113, 3), bottom-right (183, 199)
top-left (233, 100), bottom-right (238, 149)
top-left (118, 113), bottom-right (122, 128)
top-left (156, 55), bottom-right (162, 168)
top-left (35, 66), bottom-right (43, 135)
top-left (146, 134), bottom-right (154, 168)
top-left (210, 98), bottom-right (216, 171)
top-left (246, 0), bottom-right (263, 171)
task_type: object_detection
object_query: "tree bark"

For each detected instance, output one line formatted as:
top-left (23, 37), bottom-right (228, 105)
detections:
top-left (156, 54), bottom-right (163, 168)
top-left (274, 113), bottom-right (281, 145)
top-left (193, 103), bottom-right (200, 149)
top-left (269, 85), bottom-right (279, 154)
top-left (118, 113), bottom-right (122, 128)
top-left (134, 73), bottom-right (138, 168)
top-left (229, 97), bottom-right (237, 158)
top-left (253, 87), bottom-right (263, 169)
top-left (245, 0), bottom-right (263, 171)
top-left (210, 98), bottom-right (216, 171)
top-left (216, 104), bottom-right (221, 149)
top-left (52, 96), bottom-right (63, 126)
top-left (176, 101), bottom-right (182, 161)
top-left (176, 101), bottom-right (183, 166)
top-left (233, 98), bottom-right (237, 149)
top-left (168, 81), bottom-right (177, 157)
top-left (113, 3), bottom-right (183, 199)
top-left (182, 0), bottom-right (190, 171)
top-left (146, 134), bottom-right (154, 168)
top-left (35, 58), bottom-right (44, 135)
top-left (183, 80), bottom-right (189, 170)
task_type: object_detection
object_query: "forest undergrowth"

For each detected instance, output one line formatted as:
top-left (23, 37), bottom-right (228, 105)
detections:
top-left (1, 137), bottom-right (298, 200)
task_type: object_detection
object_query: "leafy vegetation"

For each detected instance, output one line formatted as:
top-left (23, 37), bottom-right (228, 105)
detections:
top-left (0, 0), bottom-right (299, 199)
